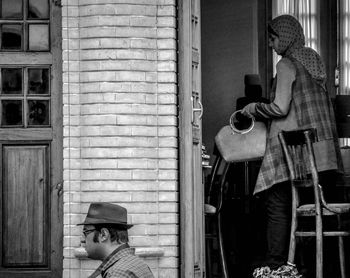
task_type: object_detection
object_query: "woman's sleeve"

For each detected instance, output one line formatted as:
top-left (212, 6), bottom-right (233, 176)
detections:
top-left (255, 58), bottom-right (296, 119)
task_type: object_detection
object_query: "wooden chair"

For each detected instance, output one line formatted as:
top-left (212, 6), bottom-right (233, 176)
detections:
top-left (205, 145), bottom-right (230, 278)
top-left (278, 128), bottom-right (350, 278)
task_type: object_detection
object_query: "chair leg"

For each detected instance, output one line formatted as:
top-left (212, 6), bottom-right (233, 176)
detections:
top-left (337, 215), bottom-right (346, 278)
top-left (217, 212), bottom-right (229, 278)
top-left (287, 210), bottom-right (297, 264)
top-left (338, 236), bottom-right (346, 278)
top-left (316, 214), bottom-right (323, 278)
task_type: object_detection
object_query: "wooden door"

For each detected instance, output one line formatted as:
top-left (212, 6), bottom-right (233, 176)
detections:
top-left (0, 0), bottom-right (62, 277)
top-left (178, 0), bottom-right (205, 277)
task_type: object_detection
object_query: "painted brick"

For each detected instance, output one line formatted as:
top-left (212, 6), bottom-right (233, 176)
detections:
top-left (80, 136), bottom-right (158, 147)
top-left (157, 38), bottom-right (176, 49)
top-left (63, 258), bottom-right (81, 269)
top-left (62, 39), bottom-right (80, 50)
top-left (158, 235), bottom-right (178, 245)
top-left (80, 0), bottom-right (158, 4)
top-left (159, 169), bottom-right (178, 180)
top-left (159, 180), bottom-right (178, 191)
top-left (132, 169), bottom-right (158, 180)
top-left (130, 224), bottom-right (159, 235)
top-left (158, 127), bottom-right (177, 137)
top-left (159, 159), bottom-right (177, 169)
top-left (80, 192), bottom-right (132, 202)
top-left (159, 137), bottom-right (178, 148)
top-left (158, 203), bottom-right (178, 213)
top-left (62, 17), bottom-right (79, 28)
top-left (157, 225), bottom-right (178, 235)
top-left (159, 257), bottom-right (178, 268)
top-left (157, 5), bottom-right (176, 17)
top-left (158, 83), bottom-right (177, 94)
top-left (157, 17), bottom-right (176, 27)
top-left (131, 214), bottom-right (158, 224)
top-left (157, 28), bottom-right (176, 39)
top-left (81, 169), bottom-right (132, 180)
top-left (80, 5), bottom-right (157, 17)
top-left (158, 105), bottom-right (177, 115)
top-left (157, 61), bottom-right (176, 72)
top-left (131, 192), bottom-right (158, 202)
top-left (62, 7), bottom-right (79, 17)
top-left (80, 115), bottom-right (117, 125)
top-left (158, 148), bottom-right (177, 159)
top-left (131, 83), bottom-right (157, 93)
top-left (130, 235), bottom-right (159, 246)
top-left (159, 269), bottom-right (178, 278)
top-left (130, 16), bottom-right (157, 27)
top-left (81, 180), bottom-right (159, 191)
top-left (81, 147), bottom-right (159, 158)
top-left (157, 72), bottom-right (176, 83)
top-left (158, 94), bottom-right (177, 104)
top-left (62, 28), bottom-right (80, 39)
top-left (158, 50), bottom-right (176, 60)
top-left (98, 16), bottom-right (130, 26)
top-left (159, 192), bottom-right (178, 202)
top-left (63, 181), bottom-right (81, 191)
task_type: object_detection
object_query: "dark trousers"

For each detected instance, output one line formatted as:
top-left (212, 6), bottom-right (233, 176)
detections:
top-left (263, 181), bottom-right (292, 269)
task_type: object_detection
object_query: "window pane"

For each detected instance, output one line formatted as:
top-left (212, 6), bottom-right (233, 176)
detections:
top-left (28, 0), bottom-right (49, 19)
top-left (28, 100), bottom-right (49, 126)
top-left (28, 24), bottom-right (49, 51)
top-left (28, 69), bottom-right (49, 95)
top-left (2, 68), bottom-right (22, 95)
top-left (1, 0), bottom-right (22, 19)
top-left (1, 24), bottom-right (23, 50)
top-left (2, 100), bottom-right (23, 126)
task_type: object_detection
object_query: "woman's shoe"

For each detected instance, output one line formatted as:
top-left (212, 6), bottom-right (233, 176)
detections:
top-left (252, 266), bottom-right (272, 278)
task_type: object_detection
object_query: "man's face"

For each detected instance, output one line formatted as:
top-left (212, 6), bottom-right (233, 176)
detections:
top-left (82, 225), bottom-right (103, 260)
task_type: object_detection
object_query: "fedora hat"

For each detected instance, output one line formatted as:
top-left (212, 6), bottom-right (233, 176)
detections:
top-left (78, 202), bottom-right (133, 228)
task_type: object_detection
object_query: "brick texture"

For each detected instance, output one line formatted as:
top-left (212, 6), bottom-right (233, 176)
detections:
top-left (62, 1), bottom-right (178, 277)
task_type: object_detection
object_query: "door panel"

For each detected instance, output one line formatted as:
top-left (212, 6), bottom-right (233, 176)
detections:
top-left (179, 0), bottom-right (204, 277)
top-left (191, 0), bottom-right (204, 276)
top-left (3, 145), bottom-right (49, 267)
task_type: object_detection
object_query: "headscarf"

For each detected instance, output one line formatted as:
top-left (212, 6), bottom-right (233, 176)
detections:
top-left (268, 14), bottom-right (326, 83)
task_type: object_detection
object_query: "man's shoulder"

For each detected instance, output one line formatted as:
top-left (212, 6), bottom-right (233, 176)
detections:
top-left (105, 253), bottom-right (154, 278)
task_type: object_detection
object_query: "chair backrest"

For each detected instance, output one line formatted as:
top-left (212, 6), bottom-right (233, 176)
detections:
top-left (278, 128), bottom-right (322, 208)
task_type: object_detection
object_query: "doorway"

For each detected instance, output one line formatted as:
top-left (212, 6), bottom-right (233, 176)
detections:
top-left (200, 0), bottom-right (350, 278)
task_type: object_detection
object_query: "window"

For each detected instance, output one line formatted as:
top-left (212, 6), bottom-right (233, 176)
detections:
top-left (339, 0), bottom-right (350, 95)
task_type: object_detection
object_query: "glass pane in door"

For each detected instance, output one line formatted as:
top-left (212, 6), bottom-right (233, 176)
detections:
top-left (0, 0), bottom-right (23, 19)
top-left (28, 0), bottom-right (49, 19)
top-left (2, 68), bottom-right (23, 94)
top-left (28, 24), bottom-right (49, 51)
top-left (28, 68), bottom-right (50, 95)
top-left (28, 100), bottom-right (50, 126)
top-left (1, 24), bottom-right (23, 50)
top-left (2, 100), bottom-right (23, 126)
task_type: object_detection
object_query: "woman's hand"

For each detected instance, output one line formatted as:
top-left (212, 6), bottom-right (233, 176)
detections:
top-left (241, 102), bottom-right (257, 118)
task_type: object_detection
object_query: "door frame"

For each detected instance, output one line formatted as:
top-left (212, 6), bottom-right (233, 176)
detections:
top-left (178, 0), bottom-right (203, 277)
top-left (0, 1), bottom-right (63, 277)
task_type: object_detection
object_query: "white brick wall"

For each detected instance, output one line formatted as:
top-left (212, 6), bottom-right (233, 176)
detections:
top-left (62, 0), bottom-right (178, 277)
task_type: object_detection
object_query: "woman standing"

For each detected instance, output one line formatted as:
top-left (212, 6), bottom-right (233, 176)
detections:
top-left (242, 15), bottom-right (342, 277)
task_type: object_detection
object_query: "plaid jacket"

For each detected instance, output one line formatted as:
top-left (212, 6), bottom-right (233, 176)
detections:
top-left (88, 243), bottom-right (154, 278)
top-left (254, 57), bottom-right (342, 194)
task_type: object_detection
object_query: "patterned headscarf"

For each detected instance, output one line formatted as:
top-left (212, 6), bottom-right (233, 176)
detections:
top-left (269, 15), bottom-right (326, 83)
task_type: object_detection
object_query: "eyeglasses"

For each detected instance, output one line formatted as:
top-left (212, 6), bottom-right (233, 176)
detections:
top-left (83, 228), bottom-right (96, 237)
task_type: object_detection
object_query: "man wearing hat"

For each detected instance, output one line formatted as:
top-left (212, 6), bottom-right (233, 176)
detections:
top-left (79, 202), bottom-right (154, 278)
